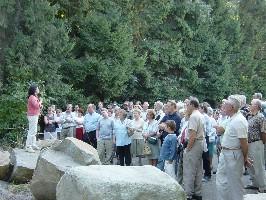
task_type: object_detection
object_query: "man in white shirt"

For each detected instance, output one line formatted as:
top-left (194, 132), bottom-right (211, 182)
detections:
top-left (216, 95), bottom-right (251, 200)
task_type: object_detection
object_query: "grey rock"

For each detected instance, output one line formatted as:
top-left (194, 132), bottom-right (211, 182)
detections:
top-left (9, 149), bottom-right (39, 184)
top-left (30, 137), bottom-right (101, 200)
top-left (56, 165), bottom-right (186, 200)
top-left (244, 194), bottom-right (266, 200)
top-left (0, 151), bottom-right (11, 181)
top-left (36, 139), bottom-right (61, 150)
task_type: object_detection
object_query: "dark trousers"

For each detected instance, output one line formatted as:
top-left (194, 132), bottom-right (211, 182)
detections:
top-left (83, 130), bottom-right (97, 149)
top-left (203, 136), bottom-right (211, 177)
top-left (117, 144), bottom-right (131, 166)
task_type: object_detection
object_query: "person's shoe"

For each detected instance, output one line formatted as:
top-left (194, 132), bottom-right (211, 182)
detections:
top-left (244, 185), bottom-right (259, 190)
top-left (192, 195), bottom-right (202, 200)
top-left (32, 145), bottom-right (40, 150)
top-left (187, 197), bottom-right (193, 200)
top-left (25, 147), bottom-right (35, 153)
top-left (213, 171), bottom-right (217, 174)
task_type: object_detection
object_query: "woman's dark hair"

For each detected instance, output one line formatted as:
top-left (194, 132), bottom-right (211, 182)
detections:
top-left (28, 85), bottom-right (38, 98)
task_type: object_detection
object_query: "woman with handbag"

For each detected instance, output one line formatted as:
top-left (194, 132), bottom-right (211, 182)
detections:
top-left (142, 109), bottom-right (160, 166)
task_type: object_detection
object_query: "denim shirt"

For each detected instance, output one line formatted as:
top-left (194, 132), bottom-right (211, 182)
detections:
top-left (113, 119), bottom-right (131, 146)
top-left (159, 133), bottom-right (177, 161)
top-left (84, 112), bottom-right (101, 132)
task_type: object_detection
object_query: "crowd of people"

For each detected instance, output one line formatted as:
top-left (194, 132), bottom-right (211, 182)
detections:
top-left (25, 84), bottom-right (266, 200)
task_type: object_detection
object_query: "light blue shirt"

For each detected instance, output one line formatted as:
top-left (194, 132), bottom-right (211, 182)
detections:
top-left (84, 112), bottom-right (101, 132)
top-left (113, 119), bottom-right (131, 146)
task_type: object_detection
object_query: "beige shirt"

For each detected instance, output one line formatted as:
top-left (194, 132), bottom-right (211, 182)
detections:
top-left (221, 112), bottom-right (248, 149)
top-left (188, 110), bottom-right (204, 139)
top-left (131, 118), bottom-right (145, 140)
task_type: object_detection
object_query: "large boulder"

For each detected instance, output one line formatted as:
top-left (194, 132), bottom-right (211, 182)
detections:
top-left (9, 148), bottom-right (40, 184)
top-left (36, 139), bottom-right (61, 149)
top-left (30, 137), bottom-right (101, 200)
top-left (244, 194), bottom-right (266, 200)
top-left (57, 165), bottom-right (186, 200)
top-left (0, 151), bottom-right (11, 181)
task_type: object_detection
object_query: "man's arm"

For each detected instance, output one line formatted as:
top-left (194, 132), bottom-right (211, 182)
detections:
top-left (187, 129), bottom-right (197, 151)
top-left (239, 138), bottom-right (252, 167)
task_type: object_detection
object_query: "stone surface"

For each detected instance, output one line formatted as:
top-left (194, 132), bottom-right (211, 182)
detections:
top-left (244, 194), bottom-right (266, 200)
top-left (36, 139), bottom-right (61, 150)
top-left (0, 151), bottom-right (11, 181)
top-left (56, 165), bottom-right (186, 200)
top-left (9, 149), bottom-right (39, 184)
top-left (30, 137), bottom-right (101, 200)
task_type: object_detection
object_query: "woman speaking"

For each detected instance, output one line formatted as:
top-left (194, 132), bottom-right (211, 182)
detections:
top-left (25, 84), bottom-right (42, 153)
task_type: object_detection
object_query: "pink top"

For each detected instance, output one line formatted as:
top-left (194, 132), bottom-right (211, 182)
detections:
top-left (27, 95), bottom-right (41, 116)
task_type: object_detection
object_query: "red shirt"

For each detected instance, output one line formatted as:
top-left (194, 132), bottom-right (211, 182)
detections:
top-left (27, 95), bottom-right (41, 116)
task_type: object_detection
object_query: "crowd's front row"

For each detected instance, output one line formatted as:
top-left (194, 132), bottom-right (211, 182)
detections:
top-left (26, 91), bottom-right (266, 200)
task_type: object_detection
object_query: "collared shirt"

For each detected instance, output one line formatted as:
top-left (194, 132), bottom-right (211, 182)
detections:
top-left (188, 110), bottom-right (204, 140)
top-left (97, 118), bottom-right (114, 140)
top-left (113, 118), bottom-right (131, 146)
top-left (202, 113), bottom-right (212, 137)
top-left (142, 120), bottom-right (158, 137)
top-left (247, 112), bottom-right (266, 143)
top-left (84, 112), bottom-right (101, 132)
top-left (221, 112), bottom-right (248, 149)
top-left (131, 118), bottom-right (145, 140)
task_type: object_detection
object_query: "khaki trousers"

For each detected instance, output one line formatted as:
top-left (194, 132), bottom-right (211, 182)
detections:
top-left (97, 139), bottom-right (113, 164)
top-left (216, 149), bottom-right (244, 200)
top-left (248, 140), bottom-right (266, 190)
top-left (183, 140), bottom-right (203, 197)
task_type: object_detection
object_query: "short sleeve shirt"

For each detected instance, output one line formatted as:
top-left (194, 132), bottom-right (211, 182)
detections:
top-left (221, 112), bottom-right (248, 149)
top-left (247, 112), bottom-right (266, 143)
top-left (188, 110), bottom-right (204, 139)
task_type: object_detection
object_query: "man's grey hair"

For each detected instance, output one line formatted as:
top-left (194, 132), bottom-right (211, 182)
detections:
top-left (253, 93), bottom-right (263, 100)
top-left (252, 99), bottom-right (262, 110)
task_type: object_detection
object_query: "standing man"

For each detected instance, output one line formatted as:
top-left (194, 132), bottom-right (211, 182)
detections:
top-left (216, 95), bottom-right (250, 200)
top-left (159, 100), bottom-right (181, 142)
top-left (96, 108), bottom-right (114, 164)
top-left (245, 99), bottom-right (266, 192)
top-left (183, 97), bottom-right (204, 200)
top-left (60, 104), bottom-right (76, 139)
top-left (83, 104), bottom-right (101, 149)
top-left (157, 100), bottom-right (181, 171)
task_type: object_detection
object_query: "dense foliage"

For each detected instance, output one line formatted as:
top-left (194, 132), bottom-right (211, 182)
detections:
top-left (0, 0), bottom-right (265, 145)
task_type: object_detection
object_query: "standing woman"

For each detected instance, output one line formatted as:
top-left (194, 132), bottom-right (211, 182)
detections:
top-left (113, 109), bottom-right (132, 166)
top-left (143, 109), bottom-right (159, 166)
top-left (75, 108), bottom-right (84, 140)
top-left (44, 107), bottom-right (57, 140)
top-left (130, 109), bottom-right (145, 165)
top-left (25, 85), bottom-right (42, 153)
